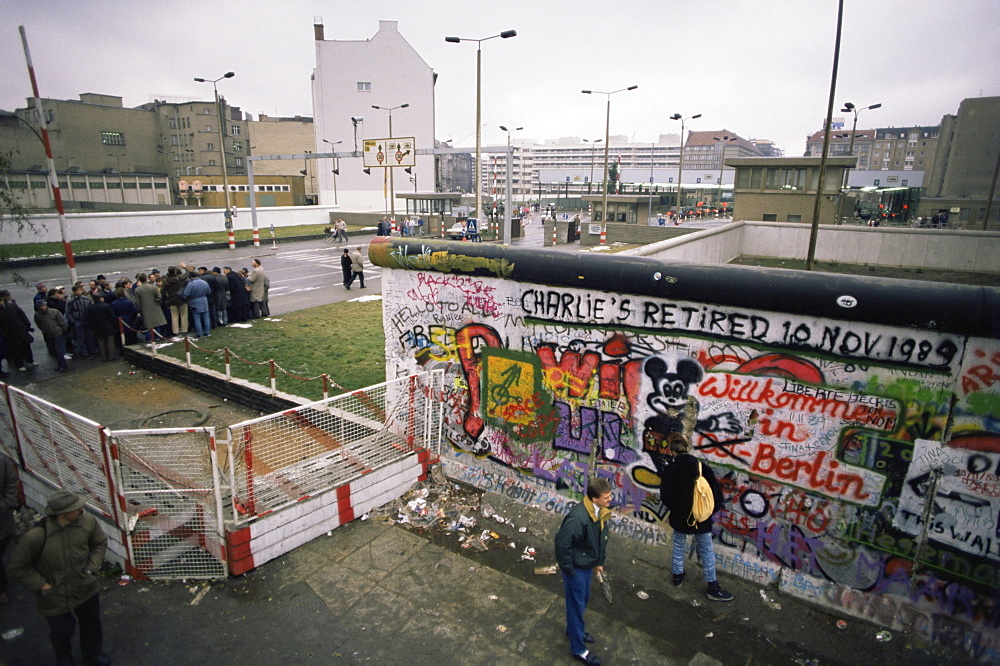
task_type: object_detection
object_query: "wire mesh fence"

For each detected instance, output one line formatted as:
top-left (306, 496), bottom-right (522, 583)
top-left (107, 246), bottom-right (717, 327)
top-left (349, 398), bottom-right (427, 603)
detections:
top-left (228, 371), bottom-right (443, 525)
top-left (110, 428), bottom-right (227, 579)
top-left (5, 385), bottom-right (116, 520)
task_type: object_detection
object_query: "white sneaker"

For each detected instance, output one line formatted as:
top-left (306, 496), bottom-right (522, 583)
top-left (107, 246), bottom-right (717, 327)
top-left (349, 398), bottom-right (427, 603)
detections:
top-left (64, 354), bottom-right (73, 359)
top-left (28, 362), bottom-right (39, 367)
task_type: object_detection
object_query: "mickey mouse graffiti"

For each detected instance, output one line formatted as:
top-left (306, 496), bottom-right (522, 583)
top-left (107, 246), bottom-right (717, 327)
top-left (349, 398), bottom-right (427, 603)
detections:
top-left (640, 357), bottom-right (742, 481)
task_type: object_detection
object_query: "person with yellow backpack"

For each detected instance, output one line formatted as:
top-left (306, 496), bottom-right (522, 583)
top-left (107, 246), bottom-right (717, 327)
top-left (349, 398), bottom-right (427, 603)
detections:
top-left (660, 434), bottom-right (733, 602)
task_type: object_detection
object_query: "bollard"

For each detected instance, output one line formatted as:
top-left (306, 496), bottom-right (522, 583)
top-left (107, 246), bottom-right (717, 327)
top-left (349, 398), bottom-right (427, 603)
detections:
top-left (600, 226), bottom-right (607, 245)
top-left (322, 374), bottom-right (329, 401)
top-left (252, 227), bottom-right (260, 247)
top-left (224, 347), bottom-right (231, 381)
top-left (184, 335), bottom-right (191, 368)
top-left (269, 359), bottom-right (276, 394)
top-left (227, 227), bottom-right (236, 250)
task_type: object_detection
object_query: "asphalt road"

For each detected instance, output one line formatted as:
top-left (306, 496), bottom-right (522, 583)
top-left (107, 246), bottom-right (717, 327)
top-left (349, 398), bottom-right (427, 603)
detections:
top-left (1, 235), bottom-right (383, 319)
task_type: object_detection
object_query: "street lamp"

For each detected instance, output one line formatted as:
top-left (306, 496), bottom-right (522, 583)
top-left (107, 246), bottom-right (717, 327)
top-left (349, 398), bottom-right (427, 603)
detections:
top-left (372, 103), bottom-right (409, 224)
top-left (106, 151), bottom-right (126, 202)
top-left (322, 139), bottom-right (342, 205)
top-left (499, 124), bottom-right (522, 206)
top-left (583, 138), bottom-right (603, 195)
top-left (712, 135), bottom-right (737, 209)
top-left (194, 71), bottom-right (235, 247)
top-left (670, 113), bottom-right (700, 218)
top-left (837, 102), bottom-right (880, 223)
top-left (445, 29), bottom-right (517, 232)
top-left (841, 101), bottom-right (881, 158)
top-left (582, 85), bottom-right (638, 235)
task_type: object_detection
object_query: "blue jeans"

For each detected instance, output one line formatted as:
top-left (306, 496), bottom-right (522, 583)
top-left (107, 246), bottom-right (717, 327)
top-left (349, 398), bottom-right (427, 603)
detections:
top-left (561, 567), bottom-right (592, 656)
top-left (672, 530), bottom-right (717, 583)
top-left (191, 308), bottom-right (211, 337)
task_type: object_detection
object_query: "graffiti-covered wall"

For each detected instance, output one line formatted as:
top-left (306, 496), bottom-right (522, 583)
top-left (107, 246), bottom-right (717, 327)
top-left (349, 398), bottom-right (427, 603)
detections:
top-left (370, 238), bottom-right (1000, 661)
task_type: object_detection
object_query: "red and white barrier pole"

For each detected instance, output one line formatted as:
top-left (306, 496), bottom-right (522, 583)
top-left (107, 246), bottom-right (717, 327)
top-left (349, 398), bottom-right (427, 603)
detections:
top-left (252, 227), bottom-right (260, 247)
top-left (551, 219), bottom-right (558, 246)
top-left (19, 26), bottom-right (77, 285)
top-left (600, 226), bottom-right (607, 245)
top-left (227, 227), bottom-right (236, 250)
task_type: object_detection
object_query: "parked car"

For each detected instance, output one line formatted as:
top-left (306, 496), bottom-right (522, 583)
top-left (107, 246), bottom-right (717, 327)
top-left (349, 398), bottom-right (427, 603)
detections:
top-left (446, 221), bottom-right (467, 240)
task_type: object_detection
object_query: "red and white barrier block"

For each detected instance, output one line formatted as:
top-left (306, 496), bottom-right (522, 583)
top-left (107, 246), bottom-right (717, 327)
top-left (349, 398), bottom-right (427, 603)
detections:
top-left (226, 450), bottom-right (429, 575)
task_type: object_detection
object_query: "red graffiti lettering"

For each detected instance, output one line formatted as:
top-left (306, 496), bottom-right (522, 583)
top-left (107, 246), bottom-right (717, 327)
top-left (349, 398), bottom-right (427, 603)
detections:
top-left (751, 444), bottom-right (870, 501)
top-left (455, 324), bottom-right (504, 439)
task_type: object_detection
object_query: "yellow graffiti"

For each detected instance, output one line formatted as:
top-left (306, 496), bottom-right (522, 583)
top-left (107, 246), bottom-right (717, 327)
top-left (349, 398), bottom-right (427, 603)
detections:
top-left (485, 356), bottom-right (538, 426)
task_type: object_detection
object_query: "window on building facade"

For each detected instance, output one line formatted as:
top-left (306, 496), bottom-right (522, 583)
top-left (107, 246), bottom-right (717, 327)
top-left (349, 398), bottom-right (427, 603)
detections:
top-left (233, 141), bottom-right (243, 151)
top-left (357, 82), bottom-right (372, 92)
top-left (101, 132), bottom-right (125, 146)
top-left (235, 157), bottom-right (243, 167)
top-left (231, 126), bottom-right (241, 136)
top-left (207, 142), bottom-right (214, 151)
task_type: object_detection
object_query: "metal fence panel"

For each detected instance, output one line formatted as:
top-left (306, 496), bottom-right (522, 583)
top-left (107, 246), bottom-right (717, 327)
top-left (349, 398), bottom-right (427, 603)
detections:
top-left (228, 371), bottom-right (441, 525)
top-left (110, 428), bottom-right (227, 580)
top-left (0, 384), bottom-right (19, 463)
top-left (6, 386), bottom-right (116, 520)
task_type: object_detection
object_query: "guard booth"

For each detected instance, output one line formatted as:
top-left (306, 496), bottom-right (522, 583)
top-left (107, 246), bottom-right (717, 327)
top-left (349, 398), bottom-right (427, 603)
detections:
top-left (399, 192), bottom-right (495, 236)
top-left (582, 194), bottom-right (649, 224)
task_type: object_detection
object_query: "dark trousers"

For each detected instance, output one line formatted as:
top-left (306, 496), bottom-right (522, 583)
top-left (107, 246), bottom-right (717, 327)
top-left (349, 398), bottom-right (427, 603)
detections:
top-left (0, 534), bottom-right (10, 594)
top-left (45, 592), bottom-right (106, 666)
top-left (562, 567), bottom-right (592, 656)
top-left (44, 335), bottom-right (68, 371)
top-left (347, 270), bottom-right (365, 288)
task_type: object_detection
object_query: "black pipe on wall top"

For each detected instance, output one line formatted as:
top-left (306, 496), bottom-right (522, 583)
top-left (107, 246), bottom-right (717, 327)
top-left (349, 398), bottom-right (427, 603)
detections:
top-left (368, 237), bottom-right (1000, 339)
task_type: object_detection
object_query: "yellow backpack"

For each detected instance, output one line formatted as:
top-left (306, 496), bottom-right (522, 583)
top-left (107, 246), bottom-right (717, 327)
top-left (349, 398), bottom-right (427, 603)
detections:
top-left (688, 461), bottom-right (715, 526)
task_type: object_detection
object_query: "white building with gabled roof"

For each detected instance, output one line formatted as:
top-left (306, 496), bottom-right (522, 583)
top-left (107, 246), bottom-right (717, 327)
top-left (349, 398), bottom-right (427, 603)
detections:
top-left (311, 19), bottom-right (436, 213)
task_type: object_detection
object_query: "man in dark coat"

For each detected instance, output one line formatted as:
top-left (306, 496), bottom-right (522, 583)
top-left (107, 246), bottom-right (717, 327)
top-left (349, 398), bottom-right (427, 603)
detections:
top-left (660, 434), bottom-right (733, 602)
top-left (0, 290), bottom-right (36, 371)
top-left (341, 248), bottom-right (353, 289)
top-left (554, 477), bottom-right (612, 665)
top-left (0, 454), bottom-right (19, 604)
top-left (224, 267), bottom-right (250, 323)
top-left (85, 294), bottom-right (118, 362)
top-left (210, 267), bottom-right (230, 326)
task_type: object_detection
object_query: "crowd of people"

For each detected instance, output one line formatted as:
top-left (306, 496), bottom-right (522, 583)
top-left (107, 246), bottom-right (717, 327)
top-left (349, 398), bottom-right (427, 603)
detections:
top-left (0, 260), bottom-right (270, 377)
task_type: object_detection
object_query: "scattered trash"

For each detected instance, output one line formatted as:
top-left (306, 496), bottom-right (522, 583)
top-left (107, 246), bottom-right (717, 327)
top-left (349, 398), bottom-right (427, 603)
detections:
top-left (326, 531), bottom-right (332, 536)
top-left (488, 594), bottom-right (498, 601)
top-left (518, 526), bottom-right (527, 533)
top-left (458, 515), bottom-right (477, 528)
top-left (598, 570), bottom-right (612, 603)
top-left (636, 591), bottom-right (649, 600)
top-left (690, 600), bottom-right (701, 607)
top-left (875, 630), bottom-right (892, 643)
top-left (118, 575), bottom-right (132, 586)
top-left (705, 632), bottom-right (714, 638)
top-left (466, 538), bottom-right (488, 552)
top-left (836, 620), bottom-right (847, 630)
top-left (534, 565), bottom-right (558, 575)
top-left (1, 628), bottom-right (25, 641)
top-left (190, 587), bottom-right (210, 606)
top-left (481, 504), bottom-right (495, 518)
top-left (496, 625), bottom-right (507, 633)
top-left (508, 542), bottom-right (517, 549)
top-left (138, 588), bottom-right (150, 593)
top-left (490, 531), bottom-right (500, 540)
top-left (758, 589), bottom-right (781, 610)
top-left (759, 589), bottom-right (770, 602)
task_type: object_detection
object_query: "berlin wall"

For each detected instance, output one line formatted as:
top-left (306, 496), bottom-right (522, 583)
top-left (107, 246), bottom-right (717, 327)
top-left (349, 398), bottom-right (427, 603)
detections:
top-left (369, 237), bottom-right (1000, 661)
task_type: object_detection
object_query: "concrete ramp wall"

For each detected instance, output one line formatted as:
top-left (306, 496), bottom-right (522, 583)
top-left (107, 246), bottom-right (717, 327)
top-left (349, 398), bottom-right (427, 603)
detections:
top-left (371, 236), bottom-right (1000, 662)
top-left (632, 221), bottom-right (1000, 275)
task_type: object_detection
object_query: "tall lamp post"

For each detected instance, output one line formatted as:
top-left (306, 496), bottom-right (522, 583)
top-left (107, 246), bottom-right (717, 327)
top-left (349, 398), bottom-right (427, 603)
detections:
top-left (372, 103), bottom-right (408, 225)
top-left (445, 29), bottom-right (517, 232)
top-left (582, 85), bottom-right (638, 237)
top-left (712, 135), bottom-right (737, 209)
top-left (194, 71), bottom-right (235, 248)
top-left (583, 138), bottom-right (603, 195)
top-left (837, 102), bottom-right (880, 222)
top-left (669, 113), bottom-right (699, 217)
top-left (499, 124), bottom-right (522, 208)
top-left (322, 139), bottom-right (342, 205)
top-left (106, 151), bottom-right (126, 203)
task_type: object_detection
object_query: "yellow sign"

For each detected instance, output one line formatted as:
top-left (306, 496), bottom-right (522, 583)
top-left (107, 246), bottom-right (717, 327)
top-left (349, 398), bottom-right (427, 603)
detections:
top-left (363, 137), bottom-right (416, 167)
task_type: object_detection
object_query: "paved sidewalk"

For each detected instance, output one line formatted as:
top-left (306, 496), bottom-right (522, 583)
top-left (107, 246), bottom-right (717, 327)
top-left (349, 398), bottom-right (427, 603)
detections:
top-left (1, 486), bottom-right (966, 665)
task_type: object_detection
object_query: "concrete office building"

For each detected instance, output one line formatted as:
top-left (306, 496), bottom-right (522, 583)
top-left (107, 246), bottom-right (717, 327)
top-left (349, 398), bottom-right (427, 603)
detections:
top-left (921, 96), bottom-right (1000, 228)
top-left (311, 19), bottom-right (436, 213)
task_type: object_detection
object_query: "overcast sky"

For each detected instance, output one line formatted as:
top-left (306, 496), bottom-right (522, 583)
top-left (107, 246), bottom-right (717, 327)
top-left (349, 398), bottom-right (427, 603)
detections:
top-left (4, 0), bottom-right (998, 156)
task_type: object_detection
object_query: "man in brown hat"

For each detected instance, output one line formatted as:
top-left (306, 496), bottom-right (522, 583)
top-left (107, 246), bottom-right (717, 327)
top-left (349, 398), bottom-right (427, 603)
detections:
top-left (10, 489), bottom-right (109, 665)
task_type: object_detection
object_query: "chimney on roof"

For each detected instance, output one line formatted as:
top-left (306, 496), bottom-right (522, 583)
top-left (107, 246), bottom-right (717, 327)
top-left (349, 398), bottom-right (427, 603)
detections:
top-left (313, 17), bottom-right (324, 41)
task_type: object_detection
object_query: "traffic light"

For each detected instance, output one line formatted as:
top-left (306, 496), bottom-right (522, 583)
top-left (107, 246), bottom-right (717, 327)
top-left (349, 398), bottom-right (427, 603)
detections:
top-left (404, 167), bottom-right (412, 174)
top-left (363, 168), bottom-right (371, 175)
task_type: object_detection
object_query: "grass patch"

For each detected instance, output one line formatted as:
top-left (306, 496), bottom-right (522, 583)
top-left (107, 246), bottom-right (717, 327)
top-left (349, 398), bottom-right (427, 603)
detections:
top-left (153, 299), bottom-right (385, 402)
top-left (4, 222), bottom-right (373, 260)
